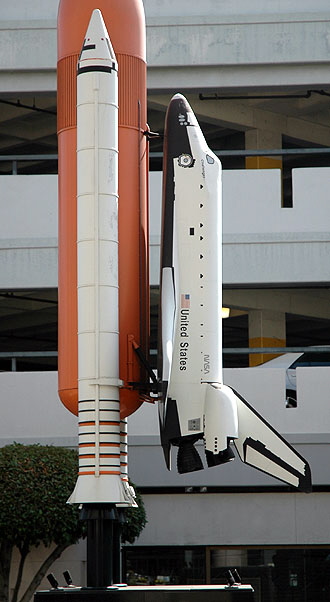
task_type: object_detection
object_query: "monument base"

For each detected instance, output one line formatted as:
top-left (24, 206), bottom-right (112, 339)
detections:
top-left (34, 584), bottom-right (254, 602)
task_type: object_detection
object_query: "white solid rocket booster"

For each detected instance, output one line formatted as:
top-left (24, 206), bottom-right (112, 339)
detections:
top-left (69, 9), bottom-right (134, 505)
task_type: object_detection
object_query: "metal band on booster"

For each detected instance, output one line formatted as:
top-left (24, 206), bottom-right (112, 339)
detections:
top-left (77, 64), bottom-right (117, 75)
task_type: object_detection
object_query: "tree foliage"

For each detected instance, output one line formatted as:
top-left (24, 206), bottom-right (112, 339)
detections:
top-left (0, 443), bottom-right (146, 602)
top-left (0, 443), bottom-right (83, 550)
top-left (0, 443), bottom-right (84, 602)
top-left (121, 486), bottom-right (147, 544)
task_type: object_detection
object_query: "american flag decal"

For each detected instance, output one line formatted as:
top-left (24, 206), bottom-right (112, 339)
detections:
top-left (181, 294), bottom-right (190, 309)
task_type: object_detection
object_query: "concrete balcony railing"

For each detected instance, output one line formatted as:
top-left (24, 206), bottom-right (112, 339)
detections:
top-left (1, 365), bottom-right (330, 488)
top-left (1, 159), bottom-right (330, 287)
top-left (150, 163), bottom-right (330, 285)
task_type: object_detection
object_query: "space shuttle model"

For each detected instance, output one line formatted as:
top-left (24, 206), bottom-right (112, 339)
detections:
top-left (158, 94), bottom-right (311, 492)
top-left (57, 0), bottom-right (311, 502)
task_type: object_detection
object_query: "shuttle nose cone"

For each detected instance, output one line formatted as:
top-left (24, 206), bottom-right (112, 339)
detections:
top-left (79, 9), bottom-right (116, 65)
top-left (166, 94), bottom-right (199, 131)
top-left (163, 94), bottom-right (197, 167)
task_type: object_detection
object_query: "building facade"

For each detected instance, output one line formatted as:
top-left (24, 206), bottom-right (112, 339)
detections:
top-left (1, 2), bottom-right (330, 601)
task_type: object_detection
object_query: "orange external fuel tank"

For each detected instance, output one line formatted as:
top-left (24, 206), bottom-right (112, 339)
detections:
top-left (57, 0), bottom-right (149, 419)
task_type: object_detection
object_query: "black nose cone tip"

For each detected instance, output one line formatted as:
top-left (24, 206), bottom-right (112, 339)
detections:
top-left (164, 94), bottom-right (194, 161)
top-left (166, 94), bottom-right (191, 132)
top-left (171, 93), bottom-right (191, 113)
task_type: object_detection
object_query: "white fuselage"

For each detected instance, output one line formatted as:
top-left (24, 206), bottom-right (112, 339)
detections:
top-left (161, 105), bottom-right (237, 447)
top-left (159, 94), bottom-right (311, 490)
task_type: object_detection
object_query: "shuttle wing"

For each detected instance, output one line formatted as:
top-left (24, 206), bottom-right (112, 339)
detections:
top-left (233, 388), bottom-right (311, 492)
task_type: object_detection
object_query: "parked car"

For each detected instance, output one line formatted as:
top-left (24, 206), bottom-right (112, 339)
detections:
top-left (258, 347), bottom-right (330, 407)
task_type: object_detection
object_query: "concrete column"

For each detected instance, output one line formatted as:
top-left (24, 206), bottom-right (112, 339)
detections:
top-left (248, 309), bottom-right (286, 366)
top-left (245, 129), bottom-right (282, 170)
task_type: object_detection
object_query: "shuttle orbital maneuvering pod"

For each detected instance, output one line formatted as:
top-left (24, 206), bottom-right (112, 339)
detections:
top-left (158, 94), bottom-right (312, 492)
